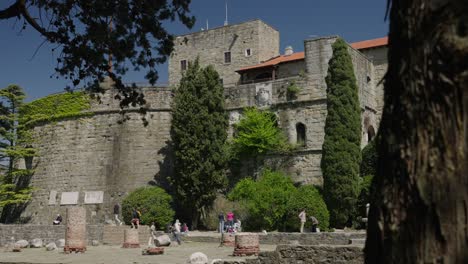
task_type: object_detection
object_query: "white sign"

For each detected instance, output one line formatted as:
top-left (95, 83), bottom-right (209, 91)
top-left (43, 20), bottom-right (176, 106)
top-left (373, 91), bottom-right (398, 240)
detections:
top-left (84, 191), bottom-right (104, 204)
top-left (60, 192), bottom-right (79, 205)
top-left (48, 190), bottom-right (57, 205)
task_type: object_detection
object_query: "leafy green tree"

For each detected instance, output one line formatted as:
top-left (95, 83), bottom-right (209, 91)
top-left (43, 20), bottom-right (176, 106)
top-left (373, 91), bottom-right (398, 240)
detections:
top-left (0, 0), bottom-right (194, 107)
top-left (321, 38), bottom-right (362, 228)
top-left (232, 107), bottom-right (290, 157)
top-left (0, 85), bottom-right (36, 223)
top-left (170, 59), bottom-right (228, 229)
top-left (122, 187), bottom-right (174, 228)
top-left (228, 169), bottom-right (297, 231)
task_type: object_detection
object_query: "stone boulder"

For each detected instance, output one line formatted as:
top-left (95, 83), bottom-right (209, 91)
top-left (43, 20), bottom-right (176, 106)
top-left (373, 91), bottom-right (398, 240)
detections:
top-left (15, 240), bottom-right (29, 248)
top-left (55, 239), bottom-right (65, 248)
top-left (46, 242), bottom-right (57, 251)
top-left (155, 235), bottom-right (171, 247)
top-left (92, 240), bottom-right (100, 246)
top-left (30, 238), bottom-right (43, 248)
top-left (188, 252), bottom-right (208, 264)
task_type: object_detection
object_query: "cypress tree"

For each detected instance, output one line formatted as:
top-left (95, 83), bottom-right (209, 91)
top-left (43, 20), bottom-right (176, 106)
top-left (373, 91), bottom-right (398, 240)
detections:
top-left (170, 59), bottom-right (228, 229)
top-left (321, 38), bottom-right (362, 228)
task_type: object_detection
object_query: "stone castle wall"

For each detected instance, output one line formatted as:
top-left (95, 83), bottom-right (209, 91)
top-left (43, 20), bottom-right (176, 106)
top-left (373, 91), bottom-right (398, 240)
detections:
top-left (22, 88), bottom-right (174, 224)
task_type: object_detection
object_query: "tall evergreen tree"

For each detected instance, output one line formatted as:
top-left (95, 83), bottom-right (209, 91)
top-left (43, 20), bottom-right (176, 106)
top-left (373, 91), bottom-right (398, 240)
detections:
top-left (170, 59), bottom-right (228, 228)
top-left (321, 38), bottom-right (362, 228)
top-left (0, 85), bottom-right (35, 223)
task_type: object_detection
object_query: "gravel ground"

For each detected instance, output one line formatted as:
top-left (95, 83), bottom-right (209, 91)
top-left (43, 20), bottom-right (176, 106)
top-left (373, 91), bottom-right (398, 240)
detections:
top-left (0, 242), bottom-right (276, 264)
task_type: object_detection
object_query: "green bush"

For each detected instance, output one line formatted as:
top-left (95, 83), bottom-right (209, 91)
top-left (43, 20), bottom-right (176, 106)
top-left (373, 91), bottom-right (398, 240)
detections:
top-left (122, 187), bottom-right (174, 228)
top-left (232, 108), bottom-right (291, 157)
top-left (286, 81), bottom-right (301, 99)
top-left (228, 170), bottom-right (297, 231)
top-left (284, 185), bottom-right (330, 231)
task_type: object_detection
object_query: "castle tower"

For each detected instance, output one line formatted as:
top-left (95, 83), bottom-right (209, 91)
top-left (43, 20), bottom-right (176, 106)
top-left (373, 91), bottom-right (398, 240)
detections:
top-left (169, 19), bottom-right (280, 87)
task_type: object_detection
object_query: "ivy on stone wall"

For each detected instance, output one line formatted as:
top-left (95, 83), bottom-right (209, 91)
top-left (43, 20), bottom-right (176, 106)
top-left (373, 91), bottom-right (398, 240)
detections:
top-left (20, 91), bottom-right (92, 128)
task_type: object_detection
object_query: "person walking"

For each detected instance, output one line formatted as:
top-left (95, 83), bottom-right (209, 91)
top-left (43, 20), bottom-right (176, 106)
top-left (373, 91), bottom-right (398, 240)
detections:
top-left (173, 219), bottom-right (182, 245)
top-left (226, 211), bottom-right (234, 228)
top-left (298, 209), bottom-right (306, 233)
top-left (148, 222), bottom-right (157, 246)
top-left (114, 203), bottom-right (123, 226)
top-left (218, 212), bottom-right (225, 233)
top-left (131, 208), bottom-right (141, 229)
top-left (310, 215), bottom-right (319, 232)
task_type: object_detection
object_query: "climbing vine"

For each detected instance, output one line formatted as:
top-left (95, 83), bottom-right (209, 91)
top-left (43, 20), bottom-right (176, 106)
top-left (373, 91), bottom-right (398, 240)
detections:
top-left (20, 91), bottom-right (92, 128)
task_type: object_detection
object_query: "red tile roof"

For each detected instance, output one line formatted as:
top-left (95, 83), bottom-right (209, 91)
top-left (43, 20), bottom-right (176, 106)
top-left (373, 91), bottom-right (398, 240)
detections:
top-left (237, 52), bottom-right (305, 72)
top-left (350, 36), bottom-right (388, 50)
top-left (237, 37), bottom-right (388, 72)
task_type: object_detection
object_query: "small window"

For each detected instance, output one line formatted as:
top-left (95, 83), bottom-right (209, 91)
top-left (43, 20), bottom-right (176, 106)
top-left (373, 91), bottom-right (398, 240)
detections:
top-left (245, 49), bottom-right (252, 57)
top-left (224, 52), bottom-right (231, 63)
top-left (180, 60), bottom-right (187, 71)
top-left (296, 123), bottom-right (306, 147)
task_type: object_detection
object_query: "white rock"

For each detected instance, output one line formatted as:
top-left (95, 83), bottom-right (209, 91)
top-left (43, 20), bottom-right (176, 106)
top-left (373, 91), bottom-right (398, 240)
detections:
top-left (30, 238), bottom-right (43, 248)
top-left (46, 242), bottom-right (57, 251)
top-left (155, 235), bottom-right (171, 247)
top-left (55, 239), bottom-right (65, 248)
top-left (15, 240), bottom-right (29, 248)
top-left (188, 252), bottom-right (208, 264)
top-left (91, 240), bottom-right (99, 246)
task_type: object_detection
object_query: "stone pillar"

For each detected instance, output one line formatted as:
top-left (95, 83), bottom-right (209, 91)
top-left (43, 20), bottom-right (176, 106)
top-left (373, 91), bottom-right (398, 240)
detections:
top-left (221, 233), bottom-right (235, 247)
top-left (64, 207), bottom-right (87, 253)
top-left (122, 229), bottom-right (140, 248)
top-left (233, 233), bottom-right (260, 256)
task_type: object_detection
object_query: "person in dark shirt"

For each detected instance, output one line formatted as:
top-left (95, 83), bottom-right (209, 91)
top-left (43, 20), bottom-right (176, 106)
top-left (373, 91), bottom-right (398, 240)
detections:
top-left (53, 214), bottom-right (62, 225)
top-left (114, 203), bottom-right (122, 225)
top-left (218, 212), bottom-right (225, 233)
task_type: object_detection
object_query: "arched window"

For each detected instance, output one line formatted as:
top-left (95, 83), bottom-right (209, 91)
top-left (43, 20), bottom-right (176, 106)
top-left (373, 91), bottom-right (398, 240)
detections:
top-left (367, 126), bottom-right (376, 142)
top-left (296, 123), bottom-right (306, 147)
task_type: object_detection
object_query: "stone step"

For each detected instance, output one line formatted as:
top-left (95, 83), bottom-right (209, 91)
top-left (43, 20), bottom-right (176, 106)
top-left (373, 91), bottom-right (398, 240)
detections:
top-left (349, 238), bottom-right (366, 245)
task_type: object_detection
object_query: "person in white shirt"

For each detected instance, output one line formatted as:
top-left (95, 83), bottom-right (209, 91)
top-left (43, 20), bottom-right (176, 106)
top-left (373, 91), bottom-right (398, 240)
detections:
top-left (173, 219), bottom-right (182, 245)
top-left (298, 209), bottom-right (306, 233)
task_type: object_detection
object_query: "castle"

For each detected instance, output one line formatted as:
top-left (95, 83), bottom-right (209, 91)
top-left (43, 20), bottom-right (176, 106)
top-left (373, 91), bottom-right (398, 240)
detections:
top-left (20, 20), bottom-right (387, 224)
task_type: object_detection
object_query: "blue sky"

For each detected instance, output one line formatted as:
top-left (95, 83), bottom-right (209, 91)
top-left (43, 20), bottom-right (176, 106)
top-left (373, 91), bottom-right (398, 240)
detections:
top-left (0, 0), bottom-right (388, 101)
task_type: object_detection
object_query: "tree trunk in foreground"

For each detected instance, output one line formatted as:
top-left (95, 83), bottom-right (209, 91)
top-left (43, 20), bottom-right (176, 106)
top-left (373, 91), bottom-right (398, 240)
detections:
top-left (365, 0), bottom-right (468, 263)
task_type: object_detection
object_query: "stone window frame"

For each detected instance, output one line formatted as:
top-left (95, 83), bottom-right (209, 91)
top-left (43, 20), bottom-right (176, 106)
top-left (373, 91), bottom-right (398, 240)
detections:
top-left (224, 51), bottom-right (232, 64)
top-left (180, 60), bottom-right (187, 71)
top-left (245, 48), bottom-right (252, 57)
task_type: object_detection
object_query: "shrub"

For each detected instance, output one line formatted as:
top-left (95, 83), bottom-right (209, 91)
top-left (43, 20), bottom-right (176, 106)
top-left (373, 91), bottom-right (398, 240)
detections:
top-left (228, 169), bottom-right (297, 231)
top-left (232, 108), bottom-right (290, 157)
top-left (122, 187), bottom-right (174, 229)
top-left (284, 185), bottom-right (330, 231)
top-left (321, 38), bottom-right (361, 228)
top-left (286, 81), bottom-right (301, 99)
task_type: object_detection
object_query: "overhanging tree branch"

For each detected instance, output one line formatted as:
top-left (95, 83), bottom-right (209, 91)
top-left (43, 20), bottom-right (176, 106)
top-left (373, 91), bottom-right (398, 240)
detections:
top-left (0, 1), bottom-right (21, 19)
top-left (0, 0), bottom-right (56, 39)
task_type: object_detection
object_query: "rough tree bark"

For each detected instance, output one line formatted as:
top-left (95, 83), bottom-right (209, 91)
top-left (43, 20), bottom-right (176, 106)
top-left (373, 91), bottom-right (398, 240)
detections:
top-left (365, 0), bottom-right (468, 263)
